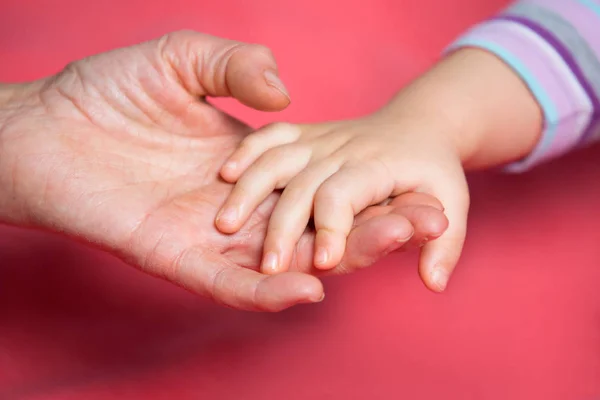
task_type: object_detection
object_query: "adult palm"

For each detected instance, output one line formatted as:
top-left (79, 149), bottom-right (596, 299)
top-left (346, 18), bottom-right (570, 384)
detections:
top-left (0, 31), bottom-right (447, 311)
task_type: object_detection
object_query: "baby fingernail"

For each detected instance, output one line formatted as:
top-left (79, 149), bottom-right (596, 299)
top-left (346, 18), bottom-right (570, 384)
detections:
top-left (217, 206), bottom-right (238, 224)
top-left (430, 266), bottom-right (449, 292)
top-left (263, 252), bottom-right (279, 274)
top-left (264, 70), bottom-right (290, 100)
top-left (223, 161), bottom-right (237, 171)
top-left (315, 247), bottom-right (329, 266)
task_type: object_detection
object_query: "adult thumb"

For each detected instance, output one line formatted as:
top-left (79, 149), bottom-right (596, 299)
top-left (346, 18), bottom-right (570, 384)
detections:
top-left (154, 30), bottom-right (291, 111)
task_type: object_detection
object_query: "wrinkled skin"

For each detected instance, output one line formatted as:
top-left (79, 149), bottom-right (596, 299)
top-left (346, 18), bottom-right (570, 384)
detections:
top-left (0, 31), bottom-right (448, 311)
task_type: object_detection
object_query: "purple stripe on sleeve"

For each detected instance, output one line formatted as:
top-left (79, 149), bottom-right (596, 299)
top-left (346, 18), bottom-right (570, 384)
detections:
top-left (495, 15), bottom-right (599, 114)
top-left (494, 14), bottom-right (600, 148)
top-left (527, 0), bottom-right (600, 54)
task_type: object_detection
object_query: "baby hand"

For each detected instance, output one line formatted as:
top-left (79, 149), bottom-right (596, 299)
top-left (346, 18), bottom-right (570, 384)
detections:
top-left (215, 107), bottom-right (468, 292)
top-left (214, 47), bottom-right (550, 292)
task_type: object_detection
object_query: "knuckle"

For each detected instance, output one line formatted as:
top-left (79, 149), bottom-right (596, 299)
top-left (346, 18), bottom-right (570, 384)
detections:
top-left (263, 145), bottom-right (304, 163)
top-left (265, 122), bottom-right (301, 136)
top-left (208, 267), bottom-right (230, 306)
top-left (257, 122), bottom-right (303, 144)
top-left (248, 149), bottom-right (285, 175)
top-left (256, 144), bottom-right (306, 171)
top-left (157, 30), bottom-right (195, 55)
top-left (280, 182), bottom-right (309, 205)
top-left (437, 230), bottom-right (467, 254)
top-left (261, 146), bottom-right (288, 163)
top-left (266, 121), bottom-right (293, 130)
top-left (240, 132), bottom-right (262, 150)
top-left (55, 60), bottom-right (85, 89)
top-left (315, 182), bottom-right (344, 204)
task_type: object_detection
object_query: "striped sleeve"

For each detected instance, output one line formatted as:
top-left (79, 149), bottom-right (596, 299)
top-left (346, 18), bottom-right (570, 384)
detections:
top-left (446, 0), bottom-right (600, 172)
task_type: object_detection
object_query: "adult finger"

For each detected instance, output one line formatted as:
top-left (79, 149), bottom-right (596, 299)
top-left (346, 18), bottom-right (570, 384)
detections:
top-left (155, 30), bottom-right (291, 111)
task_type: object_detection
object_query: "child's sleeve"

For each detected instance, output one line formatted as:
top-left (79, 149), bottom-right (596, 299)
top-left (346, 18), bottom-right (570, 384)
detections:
top-left (447, 0), bottom-right (600, 172)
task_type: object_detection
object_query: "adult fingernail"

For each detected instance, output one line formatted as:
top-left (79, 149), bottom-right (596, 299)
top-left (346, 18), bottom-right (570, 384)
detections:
top-left (264, 70), bottom-right (290, 100)
top-left (383, 242), bottom-right (402, 255)
top-left (398, 230), bottom-right (414, 243)
top-left (216, 206), bottom-right (238, 225)
top-left (315, 247), bottom-right (329, 266)
top-left (262, 252), bottom-right (279, 274)
top-left (384, 231), bottom-right (413, 254)
top-left (430, 265), bottom-right (449, 292)
top-left (315, 293), bottom-right (325, 303)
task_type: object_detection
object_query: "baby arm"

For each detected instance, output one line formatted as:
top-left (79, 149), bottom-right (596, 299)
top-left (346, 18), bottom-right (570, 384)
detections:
top-left (448, 0), bottom-right (600, 170)
top-left (216, 0), bottom-right (600, 292)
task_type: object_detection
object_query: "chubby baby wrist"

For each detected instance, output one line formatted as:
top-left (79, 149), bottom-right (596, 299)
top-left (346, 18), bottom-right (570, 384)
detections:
top-left (377, 84), bottom-right (482, 167)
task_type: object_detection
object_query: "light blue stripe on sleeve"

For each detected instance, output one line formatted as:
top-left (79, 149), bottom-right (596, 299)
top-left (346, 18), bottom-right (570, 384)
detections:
top-left (577, 0), bottom-right (600, 19)
top-left (448, 37), bottom-right (559, 170)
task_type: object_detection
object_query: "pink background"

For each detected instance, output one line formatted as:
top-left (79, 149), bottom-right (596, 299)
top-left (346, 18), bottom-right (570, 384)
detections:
top-left (1, 0), bottom-right (600, 398)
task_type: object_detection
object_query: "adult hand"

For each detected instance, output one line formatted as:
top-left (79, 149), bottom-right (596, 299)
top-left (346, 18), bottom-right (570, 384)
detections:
top-left (0, 31), bottom-right (448, 311)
